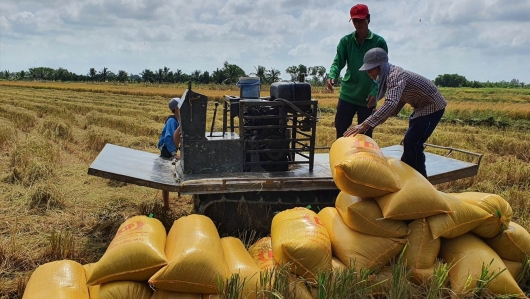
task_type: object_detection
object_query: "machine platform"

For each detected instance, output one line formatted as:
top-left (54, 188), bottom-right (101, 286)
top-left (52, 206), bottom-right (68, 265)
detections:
top-left (88, 143), bottom-right (482, 196)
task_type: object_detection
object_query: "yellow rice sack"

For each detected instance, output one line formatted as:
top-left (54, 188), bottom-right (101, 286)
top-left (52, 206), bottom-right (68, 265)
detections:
top-left (410, 266), bottom-right (435, 286)
top-left (332, 256), bottom-right (347, 271)
top-left (247, 237), bottom-right (314, 299)
top-left (318, 207), bottom-right (406, 270)
top-left (23, 260), bottom-right (89, 299)
top-left (271, 207), bottom-right (332, 282)
top-left (83, 263), bottom-right (100, 299)
top-left (366, 267), bottom-right (393, 296)
top-left (335, 191), bottom-right (408, 238)
top-left (374, 158), bottom-right (452, 220)
top-left (221, 237), bottom-right (260, 298)
top-left (503, 260), bottom-right (523, 280)
top-left (403, 219), bottom-right (440, 270)
top-left (450, 192), bottom-right (513, 238)
top-left (98, 281), bottom-right (152, 299)
top-left (485, 221), bottom-right (530, 263)
top-left (439, 233), bottom-right (524, 297)
top-left (248, 237), bottom-right (277, 271)
top-left (427, 192), bottom-right (492, 239)
top-left (151, 290), bottom-right (219, 299)
top-left (289, 275), bottom-right (316, 299)
top-left (86, 215), bottom-right (167, 285)
top-left (329, 136), bottom-right (400, 198)
top-left (149, 214), bottom-right (229, 293)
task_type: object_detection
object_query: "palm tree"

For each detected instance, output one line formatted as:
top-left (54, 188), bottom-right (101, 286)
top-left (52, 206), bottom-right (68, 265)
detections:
top-left (156, 68), bottom-right (164, 84)
top-left (191, 70), bottom-right (201, 82)
top-left (285, 65), bottom-right (299, 81)
top-left (89, 68), bottom-right (97, 82)
top-left (99, 67), bottom-right (109, 82)
top-left (266, 68), bottom-right (281, 83)
top-left (140, 69), bottom-right (154, 83)
top-left (222, 61), bottom-right (246, 84)
top-left (211, 68), bottom-right (225, 84)
top-left (117, 70), bottom-right (128, 83)
top-left (252, 65), bottom-right (267, 84)
top-left (174, 69), bottom-right (183, 83)
top-left (162, 67), bottom-right (170, 83)
top-left (2, 70), bottom-right (11, 80)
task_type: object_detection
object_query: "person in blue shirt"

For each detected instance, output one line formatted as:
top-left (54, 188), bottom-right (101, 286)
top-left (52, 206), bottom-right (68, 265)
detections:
top-left (158, 98), bottom-right (181, 159)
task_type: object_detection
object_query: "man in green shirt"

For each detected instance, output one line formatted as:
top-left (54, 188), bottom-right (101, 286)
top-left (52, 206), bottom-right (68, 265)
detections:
top-left (327, 4), bottom-right (388, 138)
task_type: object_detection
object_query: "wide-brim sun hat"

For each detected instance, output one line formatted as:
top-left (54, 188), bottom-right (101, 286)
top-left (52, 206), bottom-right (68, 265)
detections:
top-left (359, 48), bottom-right (388, 71)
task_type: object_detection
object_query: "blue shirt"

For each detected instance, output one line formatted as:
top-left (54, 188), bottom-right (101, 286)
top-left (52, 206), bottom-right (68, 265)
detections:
top-left (157, 116), bottom-right (179, 155)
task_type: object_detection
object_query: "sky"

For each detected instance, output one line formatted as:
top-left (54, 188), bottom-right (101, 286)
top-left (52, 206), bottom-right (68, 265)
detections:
top-left (1, 0), bottom-right (529, 83)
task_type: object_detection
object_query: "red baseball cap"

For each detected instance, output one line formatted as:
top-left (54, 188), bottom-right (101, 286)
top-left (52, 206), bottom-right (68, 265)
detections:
top-left (350, 4), bottom-right (369, 20)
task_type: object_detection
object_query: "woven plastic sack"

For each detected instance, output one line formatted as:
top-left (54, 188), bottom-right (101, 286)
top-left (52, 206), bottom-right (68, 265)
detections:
top-left (403, 219), bottom-right (440, 270)
top-left (289, 275), bottom-right (316, 299)
top-left (271, 207), bottom-right (332, 282)
top-left (221, 237), bottom-right (260, 299)
top-left (318, 207), bottom-right (406, 270)
top-left (23, 260), bottom-right (89, 299)
top-left (485, 221), bottom-right (530, 263)
top-left (503, 260), bottom-right (523, 280)
top-left (83, 263), bottom-right (100, 299)
top-left (151, 290), bottom-right (219, 299)
top-left (329, 136), bottom-right (400, 198)
top-left (366, 267), bottom-right (393, 296)
top-left (450, 192), bottom-right (513, 238)
top-left (427, 192), bottom-right (492, 239)
top-left (248, 237), bottom-right (276, 271)
top-left (86, 215), bottom-right (167, 285)
top-left (374, 158), bottom-right (452, 220)
top-left (248, 237), bottom-right (314, 299)
top-left (98, 281), bottom-right (152, 299)
top-left (332, 256), bottom-right (347, 271)
top-left (335, 191), bottom-right (408, 238)
top-left (410, 266), bottom-right (435, 286)
top-left (149, 214), bottom-right (229, 293)
top-left (439, 233), bottom-right (524, 297)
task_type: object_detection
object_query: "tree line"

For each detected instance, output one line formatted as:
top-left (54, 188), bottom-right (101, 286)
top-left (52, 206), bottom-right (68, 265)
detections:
top-left (434, 74), bottom-right (527, 88)
top-left (0, 62), bottom-right (330, 86)
top-left (0, 64), bottom-right (527, 88)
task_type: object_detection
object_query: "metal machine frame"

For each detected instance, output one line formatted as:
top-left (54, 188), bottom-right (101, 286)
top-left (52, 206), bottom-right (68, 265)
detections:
top-left (87, 82), bottom-right (484, 236)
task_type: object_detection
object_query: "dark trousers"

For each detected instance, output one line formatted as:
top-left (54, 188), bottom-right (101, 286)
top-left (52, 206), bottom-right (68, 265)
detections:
top-left (335, 99), bottom-right (375, 139)
top-left (401, 108), bottom-right (445, 177)
top-left (160, 145), bottom-right (172, 158)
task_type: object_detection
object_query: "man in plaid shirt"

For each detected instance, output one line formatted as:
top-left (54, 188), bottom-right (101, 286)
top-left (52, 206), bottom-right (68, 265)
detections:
top-left (344, 48), bottom-right (446, 177)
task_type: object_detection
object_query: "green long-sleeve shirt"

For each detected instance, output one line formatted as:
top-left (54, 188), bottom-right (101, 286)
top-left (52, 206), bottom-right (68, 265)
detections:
top-left (328, 30), bottom-right (388, 106)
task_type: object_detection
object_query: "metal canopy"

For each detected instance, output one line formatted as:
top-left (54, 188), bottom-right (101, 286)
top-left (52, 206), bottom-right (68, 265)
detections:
top-left (88, 143), bottom-right (481, 194)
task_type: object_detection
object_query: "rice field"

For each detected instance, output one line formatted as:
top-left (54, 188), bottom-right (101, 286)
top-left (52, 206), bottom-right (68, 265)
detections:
top-left (0, 81), bottom-right (529, 298)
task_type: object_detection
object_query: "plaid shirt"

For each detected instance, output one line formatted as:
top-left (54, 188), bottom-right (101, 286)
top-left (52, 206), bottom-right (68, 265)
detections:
top-left (365, 64), bottom-right (447, 128)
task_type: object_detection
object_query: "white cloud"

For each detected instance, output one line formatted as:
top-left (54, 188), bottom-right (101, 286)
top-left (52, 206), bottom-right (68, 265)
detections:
top-left (0, 0), bottom-right (528, 82)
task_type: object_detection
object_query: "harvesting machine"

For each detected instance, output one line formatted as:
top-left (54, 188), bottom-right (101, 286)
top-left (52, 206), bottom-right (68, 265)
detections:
top-left (88, 81), bottom-right (483, 236)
